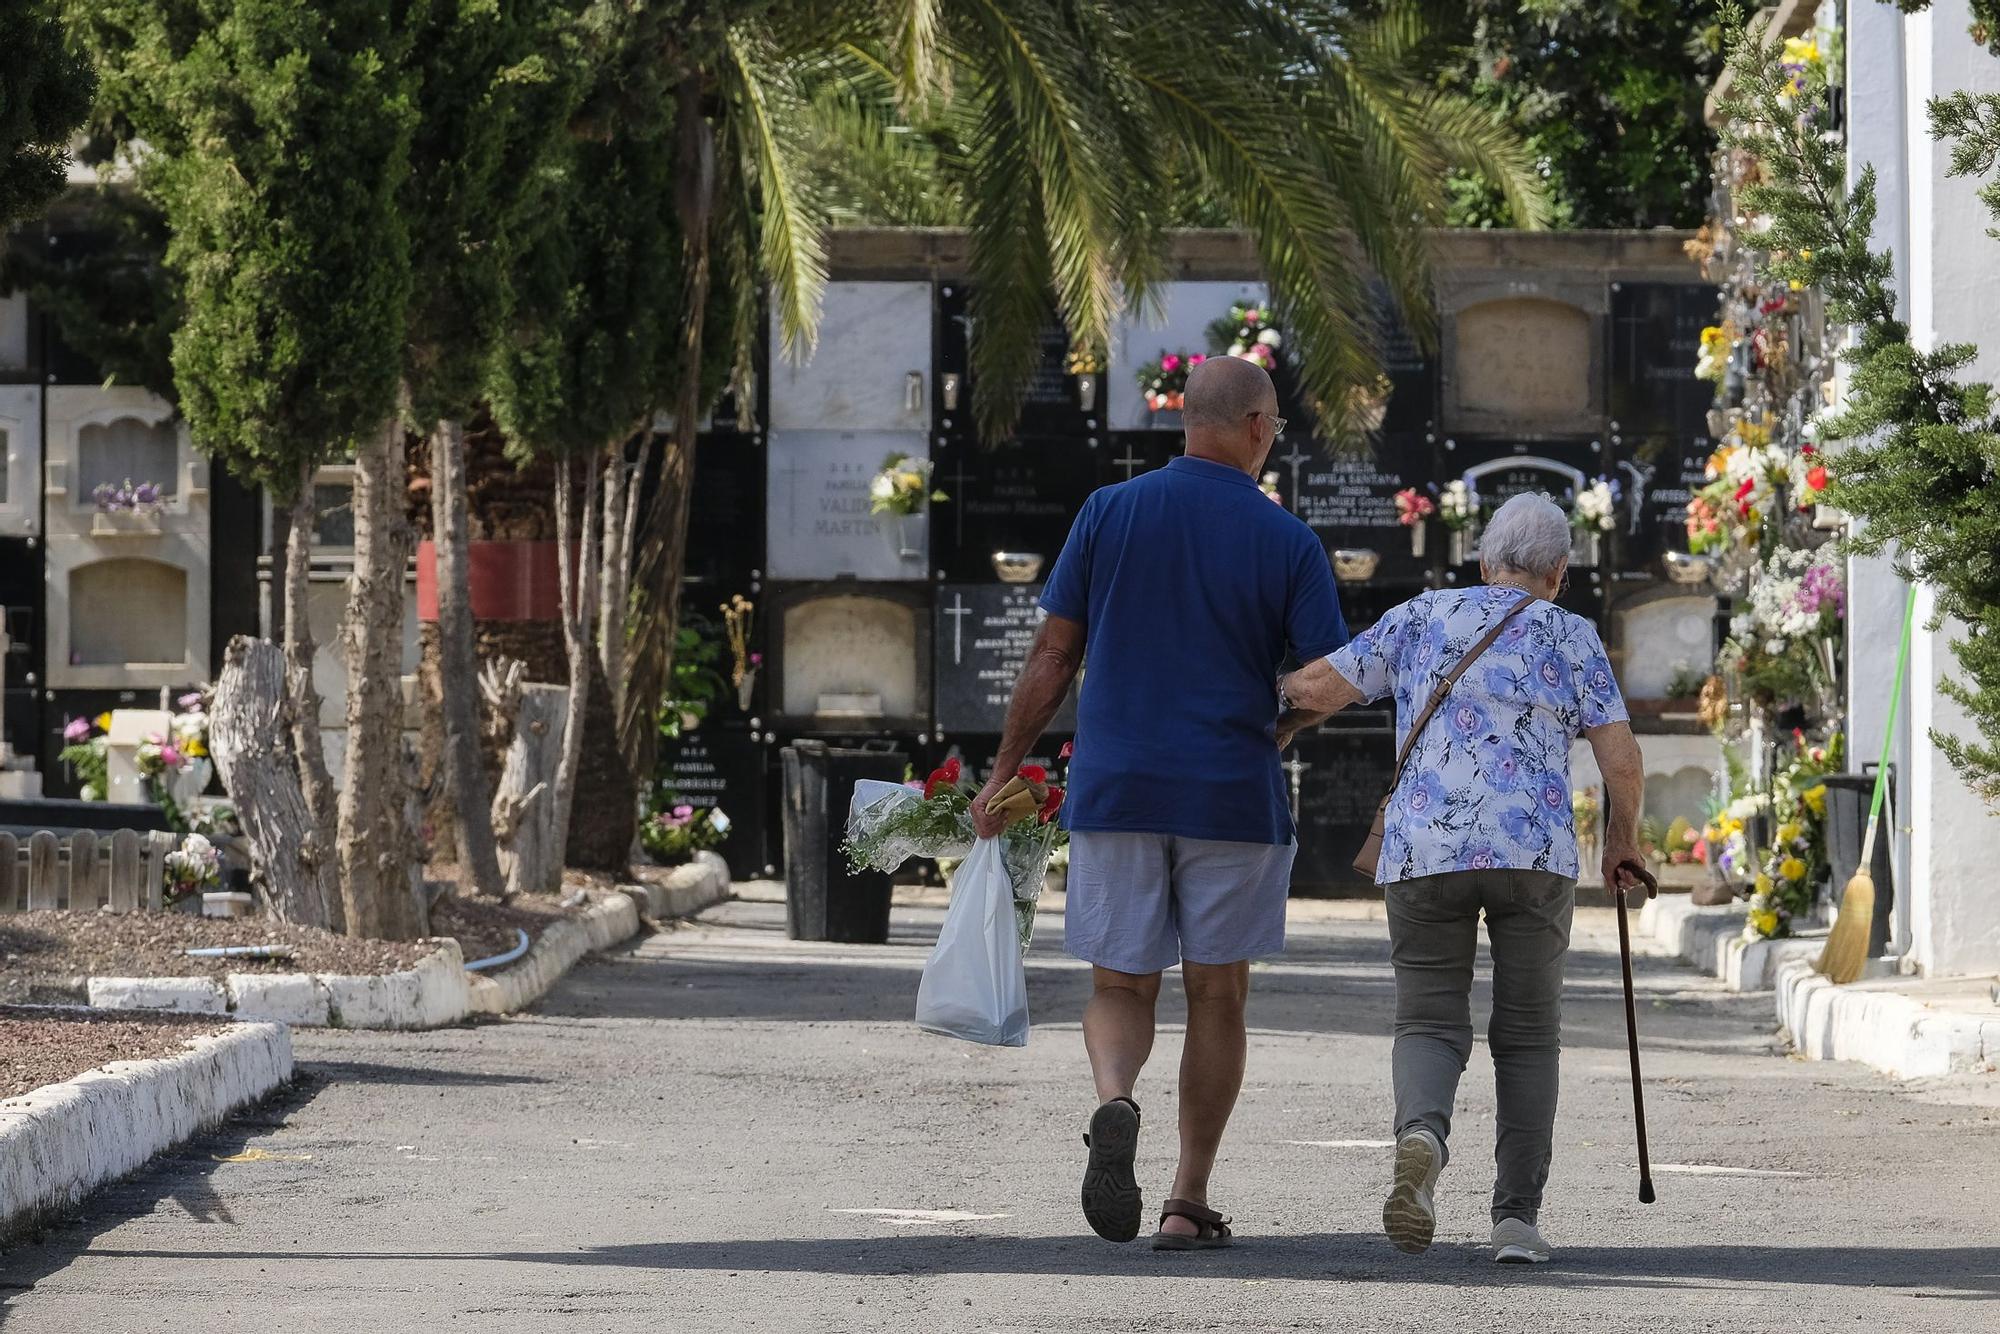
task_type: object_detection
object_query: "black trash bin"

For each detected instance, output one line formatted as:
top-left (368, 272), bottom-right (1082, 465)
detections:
top-left (781, 740), bottom-right (908, 943)
top-left (1823, 768), bottom-right (1894, 955)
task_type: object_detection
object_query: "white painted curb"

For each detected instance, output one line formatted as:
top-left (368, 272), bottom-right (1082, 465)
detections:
top-left (0, 1019), bottom-right (292, 1243)
top-left (86, 939), bottom-right (471, 1032)
top-left (1774, 960), bottom-right (2000, 1079)
top-left (1634, 892), bottom-right (1822, 992)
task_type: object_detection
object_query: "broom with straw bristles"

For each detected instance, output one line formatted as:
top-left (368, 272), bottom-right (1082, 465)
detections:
top-left (1817, 585), bottom-right (1917, 984)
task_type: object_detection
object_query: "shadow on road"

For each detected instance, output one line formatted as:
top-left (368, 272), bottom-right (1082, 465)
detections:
top-left (41, 1233), bottom-right (2000, 1298)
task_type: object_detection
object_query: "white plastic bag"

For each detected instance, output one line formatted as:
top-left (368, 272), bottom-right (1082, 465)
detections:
top-left (915, 836), bottom-right (1030, 1047)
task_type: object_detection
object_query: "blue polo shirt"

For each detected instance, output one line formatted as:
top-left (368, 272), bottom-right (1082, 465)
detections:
top-left (1040, 455), bottom-right (1349, 844)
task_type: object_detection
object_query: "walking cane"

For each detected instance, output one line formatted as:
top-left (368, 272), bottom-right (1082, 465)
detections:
top-left (1613, 858), bottom-right (1659, 1205)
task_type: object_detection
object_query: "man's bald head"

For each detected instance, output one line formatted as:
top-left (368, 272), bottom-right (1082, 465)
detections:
top-left (1182, 354), bottom-right (1280, 473)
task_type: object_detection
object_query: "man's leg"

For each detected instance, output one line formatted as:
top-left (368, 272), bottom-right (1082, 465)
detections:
top-left (1084, 966), bottom-right (1163, 1102)
top-left (1157, 959), bottom-right (1250, 1236)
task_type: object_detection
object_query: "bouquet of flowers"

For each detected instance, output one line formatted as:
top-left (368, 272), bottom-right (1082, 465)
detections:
top-left (845, 756), bottom-right (1067, 949)
top-left (1437, 479), bottom-right (1479, 531)
top-left (1722, 547), bottom-right (1844, 710)
top-left (1066, 346), bottom-right (1105, 375)
top-left (1394, 487), bottom-right (1435, 527)
top-left (1570, 478), bottom-right (1619, 533)
top-left (642, 798), bottom-right (731, 864)
top-left (1208, 302), bottom-right (1281, 370)
top-left (1259, 472), bottom-right (1284, 505)
top-left (60, 713), bottom-right (111, 801)
top-left (1695, 325), bottom-right (1733, 382)
top-left (92, 478), bottom-right (165, 514)
top-left (869, 453), bottom-right (946, 517)
top-left (1744, 732), bottom-right (1840, 940)
top-left (1136, 351), bottom-right (1200, 412)
top-left (162, 833), bottom-right (222, 906)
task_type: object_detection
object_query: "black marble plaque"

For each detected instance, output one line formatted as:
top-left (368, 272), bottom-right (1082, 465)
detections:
top-left (686, 432), bottom-right (767, 588)
top-left (1609, 282), bottom-right (1717, 443)
top-left (1288, 727), bottom-right (1397, 892)
top-left (935, 583), bottom-right (1079, 735)
top-left (936, 286), bottom-right (1101, 436)
top-left (659, 724), bottom-right (770, 880)
top-left (1281, 435), bottom-right (1433, 583)
top-left (932, 435), bottom-right (1100, 582)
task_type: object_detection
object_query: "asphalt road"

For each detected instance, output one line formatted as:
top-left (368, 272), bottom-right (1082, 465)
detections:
top-left (4, 887), bottom-right (1997, 1332)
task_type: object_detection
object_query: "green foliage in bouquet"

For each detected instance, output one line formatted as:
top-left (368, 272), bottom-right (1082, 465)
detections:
top-left (640, 795), bottom-right (729, 864)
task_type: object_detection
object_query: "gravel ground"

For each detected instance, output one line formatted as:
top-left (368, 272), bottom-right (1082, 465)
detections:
top-left (0, 912), bottom-right (429, 988)
top-left (428, 890), bottom-right (582, 964)
top-left (0, 1005), bottom-right (227, 1101)
top-left (3, 895), bottom-right (1996, 1331)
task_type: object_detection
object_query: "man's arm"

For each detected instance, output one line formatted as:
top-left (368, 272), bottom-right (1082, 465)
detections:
top-left (971, 614), bottom-right (1086, 838)
top-left (1276, 657), bottom-right (1365, 747)
top-left (1586, 720), bottom-right (1650, 897)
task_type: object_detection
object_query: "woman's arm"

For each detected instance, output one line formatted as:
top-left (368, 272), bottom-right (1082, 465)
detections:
top-left (1276, 658), bottom-right (1365, 748)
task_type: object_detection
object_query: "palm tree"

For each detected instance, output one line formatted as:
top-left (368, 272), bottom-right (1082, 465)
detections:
top-left (620, 0), bottom-right (1548, 780)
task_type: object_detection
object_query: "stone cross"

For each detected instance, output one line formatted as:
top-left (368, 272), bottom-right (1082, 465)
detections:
top-left (943, 594), bottom-right (972, 665)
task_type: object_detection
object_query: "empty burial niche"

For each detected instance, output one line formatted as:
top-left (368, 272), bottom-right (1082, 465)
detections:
top-left (1454, 297), bottom-right (1592, 424)
top-left (76, 416), bottom-right (179, 503)
top-left (782, 594), bottom-right (919, 719)
top-left (69, 558), bottom-right (188, 667)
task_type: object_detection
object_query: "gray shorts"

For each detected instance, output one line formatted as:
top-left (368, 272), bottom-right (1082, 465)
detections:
top-left (1064, 832), bottom-right (1297, 975)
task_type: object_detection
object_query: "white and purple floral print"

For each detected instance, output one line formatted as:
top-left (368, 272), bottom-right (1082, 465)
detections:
top-left (1328, 585), bottom-right (1628, 885)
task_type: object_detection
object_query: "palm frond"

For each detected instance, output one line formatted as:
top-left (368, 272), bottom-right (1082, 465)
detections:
top-left (721, 24), bottom-right (830, 363)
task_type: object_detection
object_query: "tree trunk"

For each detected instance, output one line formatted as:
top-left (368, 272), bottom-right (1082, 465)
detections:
top-left (210, 636), bottom-right (331, 928)
top-left (597, 442), bottom-right (635, 722)
top-left (550, 452), bottom-right (603, 892)
top-left (620, 77), bottom-right (715, 785)
top-left (427, 416), bottom-right (506, 897)
top-left (339, 405), bottom-right (425, 941)
top-left (491, 681), bottom-right (567, 898)
top-left (284, 462), bottom-right (343, 934)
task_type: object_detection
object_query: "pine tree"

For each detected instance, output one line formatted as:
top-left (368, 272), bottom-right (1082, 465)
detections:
top-left (0, 0), bottom-right (93, 228)
top-left (1719, 13), bottom-right (2000, 804)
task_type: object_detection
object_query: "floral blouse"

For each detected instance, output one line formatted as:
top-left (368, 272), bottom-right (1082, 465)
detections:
top-left (1327, 585), bottom-right (1628, 885)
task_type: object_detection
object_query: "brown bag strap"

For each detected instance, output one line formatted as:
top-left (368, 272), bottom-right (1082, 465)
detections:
top-left (1386, 591), bottom-right (1538, 789)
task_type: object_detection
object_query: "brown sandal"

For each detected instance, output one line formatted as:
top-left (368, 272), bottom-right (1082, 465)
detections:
top-left (1151, 1198), bottom-right (1234, 1251)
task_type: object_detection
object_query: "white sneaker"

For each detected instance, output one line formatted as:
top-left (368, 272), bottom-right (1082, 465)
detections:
top-left (1382, 1128), bottom-right (1443, 1254)
top-left (1491, 1217), bottom-right (1553, 1264)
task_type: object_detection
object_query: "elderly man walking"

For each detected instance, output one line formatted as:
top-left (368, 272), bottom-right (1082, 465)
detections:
top-left (970, 355), bottom-right (1348, 1250)
top-left (1279, 492), bottom-right (1649, 1265)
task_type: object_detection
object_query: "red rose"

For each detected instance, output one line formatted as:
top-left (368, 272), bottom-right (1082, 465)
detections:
top-left (1734, 478), bottom-right (1756, 501)
top-left (1806, 464), bottom-right (1828, 491)
top-left (1018, 764), bottom-right (1047, 784)
top-left (942, 756), bottom-right (961, 782)
top-left (924, 766), bottom-right (954, 799)
top-left (1040, 785), bottom-right (1066, 821)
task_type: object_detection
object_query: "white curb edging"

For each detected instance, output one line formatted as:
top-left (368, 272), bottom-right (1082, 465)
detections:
top-left (0, 1019), bottom-right (292, 1243)
top-left (87, 940), bottom-right (472, 1031)
top-left (1774, 960), bottom-right (2000, 1079)
top-left (1635, 892), bottom-right (1823, 992)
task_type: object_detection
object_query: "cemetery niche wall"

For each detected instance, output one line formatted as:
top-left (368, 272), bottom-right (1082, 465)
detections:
top-left (698, 230), bottom-right (1727, 893)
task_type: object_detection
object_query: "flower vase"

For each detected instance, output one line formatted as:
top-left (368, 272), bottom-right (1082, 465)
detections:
top-left (736, 669), bottom-right (757, 713)
top-left (1447, 527), bottom-right (1473, 566)
top-left (1073, 374), bottom-right (1099, 412)
top-left (1409, 524), bottom-right (1427, 560)
top-left (1570, 529), bottom-right (1602, 569)
top-left (883, 512), bottom-right (923, 561)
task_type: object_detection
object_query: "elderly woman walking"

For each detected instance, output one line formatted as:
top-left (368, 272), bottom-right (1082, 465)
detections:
top-left (1279, 493), bottom-right (1649, 1265)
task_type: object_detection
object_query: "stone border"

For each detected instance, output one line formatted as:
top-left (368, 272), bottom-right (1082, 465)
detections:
top-left (1775, 960), bottom-right (2000, 1080)
top-left (0, 1017), bottom-right (292, 1244)
top-left (466, 852), bottom-right (732, 1015)
top-left (86, 939), bottom-right (472, 1030)
top-left (1636, 892), bottom-right (1824, 992)
top-left (66, 853), bottom-right (732, 1030)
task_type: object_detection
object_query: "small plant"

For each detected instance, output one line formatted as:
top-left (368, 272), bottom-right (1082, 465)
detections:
top-left (658, 618), bottom-right (729, 740)
top-left (59, 713), bottom-right (110, 801)
top-left (869, 453), bottom-right (946, 517)
top-left (162, 832), bottom-right (221, 905)
top-left (641, 796), bottom-right (730, 864)
top-left (92, 478), bottom-right (166, 514)
top-left (1065, 345), bottom-right (1105, 375)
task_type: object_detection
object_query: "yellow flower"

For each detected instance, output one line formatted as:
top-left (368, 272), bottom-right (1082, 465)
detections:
top-left (184, 738), bottom-right (208, 758)
top-left (95, 712), bottom-right (113, 732)
top-left (1788, 279), bottom-right (1804, 292)
top-left (1800, 248), bottom-right (1814, 260)
top-left (1699, 325), bottom-right (1730, 351)
top-left (1750, 907), bottom-right (1781, 937)
top-left (1779, 856), bottom-right (1808, 883)
top-left (1803, 784), bottom-right (1827, 816)
top-left (896, 470), bottom-right (923, 491)
top-left (1755, 872), bottom-right (1774, 896)
top-left (1776, 822), bottom-right (1801, 845)
top-left (1783, 37), bottom-right (1822, 67)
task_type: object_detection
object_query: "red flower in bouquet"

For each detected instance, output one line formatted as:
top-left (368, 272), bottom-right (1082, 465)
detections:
top-left (1040, 785), bottom-right (1065, 822)
top-left (1018, 764), bottom-right (1047, 784)
top-left (1058, 740), bottom-right (1074, 760)
top-left (923, 756), bottom-right (964, 799)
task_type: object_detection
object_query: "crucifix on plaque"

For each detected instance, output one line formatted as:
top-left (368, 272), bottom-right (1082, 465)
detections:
top-left (1284, 751), bottom-right (1312, 825)
top-left (1612, 300), bottom-right (1651, 380)
top-left (775, 452), bottom-right (814, 536)
top-left (943, 594), bottom-right (972, 665)
top-left (1112, 446), bottom-right (1148, 481)
top-left (1277, 446), bottom-right (1312, 503)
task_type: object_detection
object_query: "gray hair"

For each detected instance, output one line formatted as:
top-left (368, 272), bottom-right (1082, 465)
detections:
top-left (1481, 492), bottom-right (1572, 577)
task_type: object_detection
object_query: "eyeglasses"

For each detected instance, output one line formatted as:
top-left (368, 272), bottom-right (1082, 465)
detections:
top-left (1250, 411), bottom-right (1288, 437)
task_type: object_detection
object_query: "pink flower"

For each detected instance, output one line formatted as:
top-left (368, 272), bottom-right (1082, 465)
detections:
top-left (672, 804), bottom-right (694, 820)
top-left (63, 717), bottom-right (90, 743)
top-left (158, 745), bottom-right (183, 770)
top-left (750, 652), bottom-right (763, 666)
top-left (1189, 354), bottom-right (1207, 366)
top-left (1243, 309), bottom-right (1260, 326)
top-left (178, 692), bottom-right (204, 711)
top-left (1160, 354), bottom-right (1181, 373)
